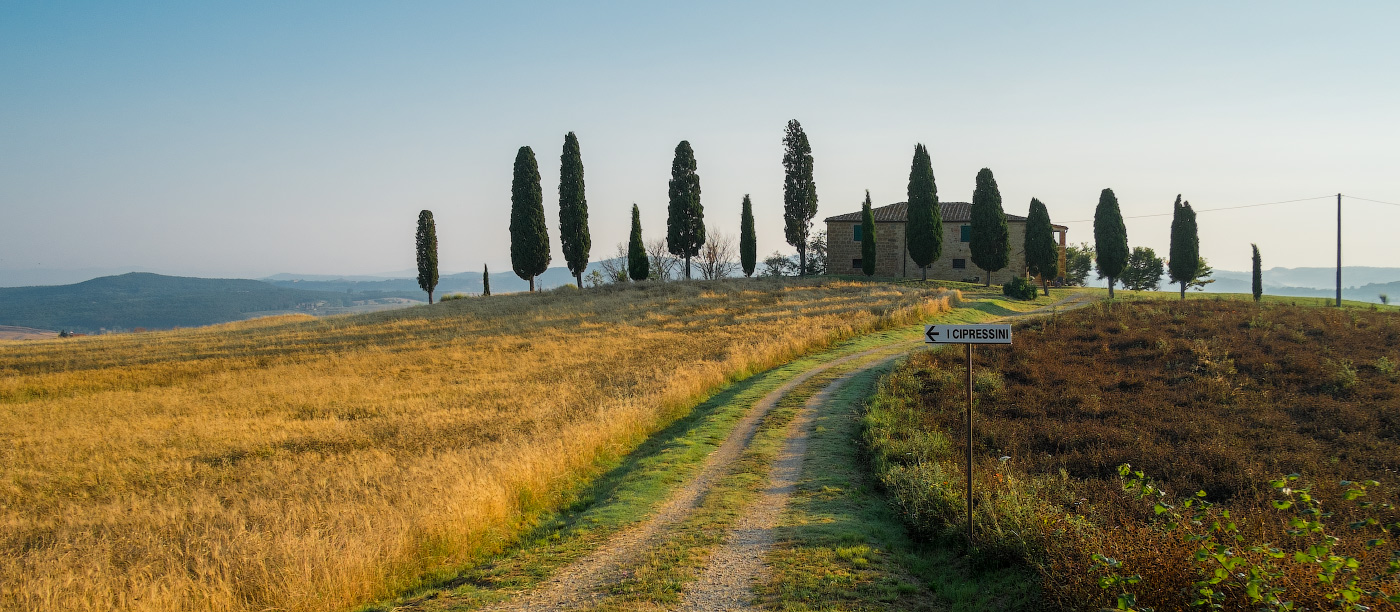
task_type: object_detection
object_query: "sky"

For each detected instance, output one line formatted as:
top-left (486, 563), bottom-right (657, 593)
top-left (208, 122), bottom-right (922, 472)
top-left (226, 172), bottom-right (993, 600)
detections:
top-left (2, 2), bottom-right (1398, 283)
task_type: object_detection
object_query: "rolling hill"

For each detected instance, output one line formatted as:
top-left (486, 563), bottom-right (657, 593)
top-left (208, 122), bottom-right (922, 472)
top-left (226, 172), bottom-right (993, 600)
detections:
top-left (0, 273), bottom-right (420, 333)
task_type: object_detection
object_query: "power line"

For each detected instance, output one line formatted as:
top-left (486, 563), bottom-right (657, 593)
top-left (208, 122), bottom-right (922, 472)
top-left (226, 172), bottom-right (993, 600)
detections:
top-left (1345, 195), bottom-right (1400, 207)
top-left (1057, 195), bottom-right (1336, 223)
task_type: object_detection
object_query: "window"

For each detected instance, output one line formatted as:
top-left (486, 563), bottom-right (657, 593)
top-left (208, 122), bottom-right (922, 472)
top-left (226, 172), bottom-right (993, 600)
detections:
top-left (960, 225), bottom-right (971, 242)
top-left (852, 258), bottom-right (862, 269)
top-left (952, 258), bottom-right (966, 269)
top-left (853, 225), bottom-right (862, 241)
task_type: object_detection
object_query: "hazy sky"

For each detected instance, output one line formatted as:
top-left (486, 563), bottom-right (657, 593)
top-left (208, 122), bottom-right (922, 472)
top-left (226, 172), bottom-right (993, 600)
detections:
top-left (3, 2), bottom-right (1397, 281)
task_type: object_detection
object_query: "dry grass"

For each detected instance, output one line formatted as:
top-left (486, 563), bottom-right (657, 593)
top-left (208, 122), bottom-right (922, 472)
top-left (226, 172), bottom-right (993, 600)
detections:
top-left (868, 300), bottom-right (1400, 610)
top-left (0, 278), bottom-right (956, 612)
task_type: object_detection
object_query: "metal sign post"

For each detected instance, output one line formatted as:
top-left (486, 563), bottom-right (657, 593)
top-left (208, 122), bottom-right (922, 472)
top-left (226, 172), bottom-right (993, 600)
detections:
top-left (926, 324), bottom-right (1012, 547)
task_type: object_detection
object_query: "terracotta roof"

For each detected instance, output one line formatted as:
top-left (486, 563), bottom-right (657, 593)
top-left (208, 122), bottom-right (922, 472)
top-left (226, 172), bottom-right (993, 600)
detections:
top-left (824, 201), bottom-right (1066, 229)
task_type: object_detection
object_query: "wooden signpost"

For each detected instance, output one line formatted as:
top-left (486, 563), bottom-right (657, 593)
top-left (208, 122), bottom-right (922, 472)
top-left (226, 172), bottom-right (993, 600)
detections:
top-left (925, 324), bottom-right (1012, 546)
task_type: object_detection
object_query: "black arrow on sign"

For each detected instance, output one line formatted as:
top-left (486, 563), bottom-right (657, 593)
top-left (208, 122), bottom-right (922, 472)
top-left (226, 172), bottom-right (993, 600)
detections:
top-left (925, 327), bottom-right (939, 342)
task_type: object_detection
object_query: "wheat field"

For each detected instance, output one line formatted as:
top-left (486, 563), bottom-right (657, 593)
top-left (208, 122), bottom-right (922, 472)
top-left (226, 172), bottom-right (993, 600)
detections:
top-left (0, 278), bottom-right (953, 612)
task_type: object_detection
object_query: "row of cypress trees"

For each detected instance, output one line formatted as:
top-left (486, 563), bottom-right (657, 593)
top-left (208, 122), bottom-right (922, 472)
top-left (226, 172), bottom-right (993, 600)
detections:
top-left (416, 122), bottom-right (826, 299)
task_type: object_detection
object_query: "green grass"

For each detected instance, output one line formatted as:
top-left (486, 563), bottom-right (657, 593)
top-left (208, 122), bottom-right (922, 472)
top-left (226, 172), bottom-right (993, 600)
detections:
top-left (763, 359), bottom-right (1041, 612)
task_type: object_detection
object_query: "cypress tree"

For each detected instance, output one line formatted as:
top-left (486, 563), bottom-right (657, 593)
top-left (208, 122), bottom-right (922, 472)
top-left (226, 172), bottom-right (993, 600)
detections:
top-left (510, 146), bottom-right (550, 291)
top-left (740, 195), bottom-right (757, 277)
top-left (1093, 188), bottom-right (1129, 298)
top-left (482, 264), bottom-right (490, 296)
top-left (667, 140), bottom-right (704, 279)
top-left (1024, 198), bottom-right (1057, 296)
top-left (860, 190), bottom-right (877, 276)
top-left (558, 132), bottom-right (591, 290)
top-left (415, 209), bottom-right (439, 304)
top-left (628, 204), bottom-right (648, 281)
top-left (905, 144), bottom-right (942, 281)
top-left (969, 168), bottom-right (1010, 286)
top-left (782, 120), bottom-right (818, 276)
top-left (1251, 244), bottom-right (1263, 302)
top-left (1167, 194), bottom-right (1200, 300)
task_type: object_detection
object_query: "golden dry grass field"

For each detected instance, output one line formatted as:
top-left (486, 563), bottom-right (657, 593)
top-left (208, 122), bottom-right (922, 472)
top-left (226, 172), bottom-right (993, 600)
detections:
top-left (0, 278), bottom-right (952, 612)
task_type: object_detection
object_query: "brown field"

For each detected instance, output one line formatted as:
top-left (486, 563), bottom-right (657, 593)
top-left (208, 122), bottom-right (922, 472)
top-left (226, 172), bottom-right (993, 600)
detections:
top-left (870, 300), bottom-right (1400, 610)
top-left (0, 278), bottom-right (953, 612)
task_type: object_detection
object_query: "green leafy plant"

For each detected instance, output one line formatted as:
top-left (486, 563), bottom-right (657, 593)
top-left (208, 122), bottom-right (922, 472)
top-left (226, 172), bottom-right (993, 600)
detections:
top-left (1002, 276), bottom-right (1038, 300)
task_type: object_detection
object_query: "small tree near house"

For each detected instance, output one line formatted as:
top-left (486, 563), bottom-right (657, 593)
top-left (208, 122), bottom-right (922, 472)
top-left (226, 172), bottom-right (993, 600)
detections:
top-left (1121, 246), bottom-right (1164, 292)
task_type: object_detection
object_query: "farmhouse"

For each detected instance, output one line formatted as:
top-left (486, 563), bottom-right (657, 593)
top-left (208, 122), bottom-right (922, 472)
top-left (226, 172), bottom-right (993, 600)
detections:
top-left (824, 201), bottom-right (1068, 284)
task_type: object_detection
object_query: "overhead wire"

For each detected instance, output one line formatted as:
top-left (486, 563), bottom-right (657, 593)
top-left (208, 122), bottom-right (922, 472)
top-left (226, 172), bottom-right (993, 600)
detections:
top-left (1345, 195), bottom-right (1400, 207)
top-left (1057, 195), bottom-right (1336, 223)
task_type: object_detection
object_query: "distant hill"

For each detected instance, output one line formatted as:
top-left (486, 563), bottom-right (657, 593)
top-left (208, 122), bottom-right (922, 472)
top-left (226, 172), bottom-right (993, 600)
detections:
top-left (0, 273), bottom-right (421, 333)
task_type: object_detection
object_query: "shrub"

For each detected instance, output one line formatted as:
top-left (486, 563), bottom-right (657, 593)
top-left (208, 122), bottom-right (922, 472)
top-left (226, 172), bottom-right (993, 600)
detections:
top-left (1002, 276), bottom-right (1037, 300)
top-left (439, 293), bottom-right (469, 302)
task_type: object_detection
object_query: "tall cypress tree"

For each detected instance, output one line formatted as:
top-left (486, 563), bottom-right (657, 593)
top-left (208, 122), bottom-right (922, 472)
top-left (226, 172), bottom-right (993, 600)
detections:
top-left (482, 264), bottom-right (490, 296)
top-left (1093, 188), bottom-right (1129, 298)
top-left (1251, 244), bottom-right (1263, 302)
top-left (416, 209), bottom-right (439, 304)
top-left (782, 120), bottom-right (818, 276)
top-left (667, 140), bottom-right (704, 279)
top-left (1024, 198), bottom-right (1057, 296)
top-left (905, 144), bottom-right (942, 281)
top-left (510, 146), bottom-right (550, 291)
top-left (969, 168), bottom-right (1010, 286)
top-left (1167, 194), bottom-right (1199, 300)
top-left (860, 190), bottom-right (877, 277)
top-left (628, 204), bottom-right (648, 282)
top-left (740, 195), bottom-right (757, 277)
top-left (558, 132), bottom-right (591, 290)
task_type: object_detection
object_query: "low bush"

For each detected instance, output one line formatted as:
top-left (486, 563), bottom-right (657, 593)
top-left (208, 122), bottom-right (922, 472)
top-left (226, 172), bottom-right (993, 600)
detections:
top-left (1002, 276), bottom-right (1038, 300)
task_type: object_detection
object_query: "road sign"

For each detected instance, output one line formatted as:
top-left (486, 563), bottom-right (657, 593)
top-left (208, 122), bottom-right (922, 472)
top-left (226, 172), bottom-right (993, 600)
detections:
top-left (922, 322), bottom-right (1013, 548)
top-left (924, 324), bottom-right (1012, 344)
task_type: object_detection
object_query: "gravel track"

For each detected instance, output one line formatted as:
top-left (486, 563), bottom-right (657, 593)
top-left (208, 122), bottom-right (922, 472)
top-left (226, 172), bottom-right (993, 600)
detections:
top-left (480, 343), bottom-right (912, 611)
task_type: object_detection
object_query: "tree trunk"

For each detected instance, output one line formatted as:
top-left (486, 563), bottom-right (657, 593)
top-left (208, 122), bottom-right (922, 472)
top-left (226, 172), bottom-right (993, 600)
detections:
top-left (1108, 278), bottom-right (1115, 299)
top-left (985, 271), bottom-right (992, 287)
top-left (1179, 281), bottom-right (1186, 300)
top-left (1042, 278), bottom-right (1049, 296)
top-left (684, 256), bottom-right (691, 280)
top-left (529, 277), bottom-right (535, 292)
top-left (798, 246), bottom-right (807, 278)
top-left (921, 266), bottom-right (927, 282)
top-left (428, 290), bottom-right (434, 304)
top-left (576, 270), bottom-right (583, 289)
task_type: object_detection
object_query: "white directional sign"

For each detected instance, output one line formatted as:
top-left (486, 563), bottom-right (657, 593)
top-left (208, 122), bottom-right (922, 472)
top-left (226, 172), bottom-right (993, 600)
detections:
top-left (924, 324), bottom-right (1012, 344)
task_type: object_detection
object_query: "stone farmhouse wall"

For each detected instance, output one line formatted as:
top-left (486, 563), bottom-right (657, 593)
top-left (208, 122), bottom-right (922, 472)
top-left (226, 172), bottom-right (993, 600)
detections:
top-left (826, 220), bottom-right (1032, 285)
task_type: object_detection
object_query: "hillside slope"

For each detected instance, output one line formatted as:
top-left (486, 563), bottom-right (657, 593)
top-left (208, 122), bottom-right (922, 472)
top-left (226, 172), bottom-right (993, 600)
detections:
top-left (0, 272), bottom-right (416, 332)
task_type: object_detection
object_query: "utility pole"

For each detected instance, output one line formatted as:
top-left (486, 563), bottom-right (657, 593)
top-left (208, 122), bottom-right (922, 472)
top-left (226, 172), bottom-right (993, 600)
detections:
top-left (1337, 193), bottom-right (1342, 307)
